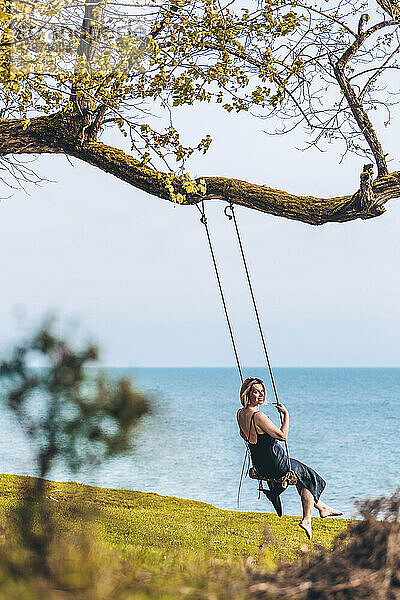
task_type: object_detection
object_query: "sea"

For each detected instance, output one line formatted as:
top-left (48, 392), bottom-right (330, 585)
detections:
top-left (0, 367), bottom-right (399, 519)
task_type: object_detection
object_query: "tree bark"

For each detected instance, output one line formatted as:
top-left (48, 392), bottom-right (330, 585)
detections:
top-left (0, 113), bottom-right (399, 226)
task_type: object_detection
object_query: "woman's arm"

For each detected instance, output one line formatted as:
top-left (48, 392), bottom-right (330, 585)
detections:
top-left (255, 404), bottom-right (289, 441)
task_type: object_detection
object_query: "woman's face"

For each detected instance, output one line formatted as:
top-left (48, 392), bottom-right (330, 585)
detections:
top-left (249, 383), bottom-right (265, 405)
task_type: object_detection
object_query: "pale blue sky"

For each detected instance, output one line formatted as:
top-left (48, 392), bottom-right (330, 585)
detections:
top-left (1, 102), bottom-right (400, 366)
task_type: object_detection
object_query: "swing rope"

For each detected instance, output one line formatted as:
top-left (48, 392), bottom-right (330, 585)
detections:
top-left (196, 200), bottom-right (296, 508)
top-left (196, 200), bottom-right (246, 507)
top-left (224, 201), bottom-right (292, 469)
top-left (196, 201), bottom-right (243, 384)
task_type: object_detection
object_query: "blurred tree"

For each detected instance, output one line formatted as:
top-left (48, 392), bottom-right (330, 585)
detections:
top-left (0, 0), bottom-right (399, 224)
top-left (0, 321), bottom-right (150, 583)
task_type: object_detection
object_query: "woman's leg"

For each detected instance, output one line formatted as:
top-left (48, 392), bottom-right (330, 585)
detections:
top-left (314, 499), bottom-right (343, 518)
top-left (296, 482), bottom-right (314, 539)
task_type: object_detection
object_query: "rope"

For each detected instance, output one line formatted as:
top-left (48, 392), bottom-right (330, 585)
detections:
top-left (224, 202), bottom-right (292, 469)
top-left (197, 201), bottom-right (243, 384)
top-left (236, 449), bottom-right (250, 508)
top-left (196, 199), bottom-right (294, 505)
top-left (196, 201), bottom-right (249, 507)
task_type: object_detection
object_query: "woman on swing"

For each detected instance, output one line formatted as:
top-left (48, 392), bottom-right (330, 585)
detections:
top-left (237, 377), bottom-right (342, 539)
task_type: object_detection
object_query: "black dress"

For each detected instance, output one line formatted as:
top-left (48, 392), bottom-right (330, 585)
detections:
top-left (238, 411), bottom-right (326, 503)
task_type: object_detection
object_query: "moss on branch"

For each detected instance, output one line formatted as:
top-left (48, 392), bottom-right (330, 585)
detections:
top-left (65, 140), bottom-right (400, 225)
top-left (0, 113), bottom-right (399, 225)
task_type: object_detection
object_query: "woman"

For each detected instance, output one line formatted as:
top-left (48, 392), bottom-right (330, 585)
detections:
top-left (237, 377), bottom-right (342, 539)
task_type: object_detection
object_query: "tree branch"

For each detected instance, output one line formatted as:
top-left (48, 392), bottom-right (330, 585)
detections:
top-left (70, 0), bottom-right (106, 134)
top-left (63, 139), bottom-right (400, 226)
top-left (332, 15), bottom-right (395, 177)
top-left (0, 114), bottom-right (65, 156)
top-left (0, 113), bottom-right (399, 226)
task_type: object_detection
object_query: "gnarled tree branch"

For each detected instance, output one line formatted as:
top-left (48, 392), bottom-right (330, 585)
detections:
top-left (0, 113), bottom-right (399, 225)
top-left (63, 141), bottom-right (400, 224)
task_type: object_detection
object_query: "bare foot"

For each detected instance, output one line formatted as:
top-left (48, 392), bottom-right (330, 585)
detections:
top-left (318, 506), bottom-right (343, 518)
top-left (299, 520), bottom-right (312, 540)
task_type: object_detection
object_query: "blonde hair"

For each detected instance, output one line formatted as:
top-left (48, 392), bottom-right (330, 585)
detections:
top-left (239, 377), bottom-right (266, 408)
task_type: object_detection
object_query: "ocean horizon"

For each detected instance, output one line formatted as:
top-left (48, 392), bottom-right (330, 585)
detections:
top-left (1, 367), bottom-right (399, 518)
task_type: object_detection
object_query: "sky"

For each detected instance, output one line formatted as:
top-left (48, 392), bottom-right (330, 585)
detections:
top-left (1, 101), bottom-right (400, 367)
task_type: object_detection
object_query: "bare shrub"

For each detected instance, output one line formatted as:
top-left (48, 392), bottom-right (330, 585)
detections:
top-left (250, 490), bottom-right (400, 600)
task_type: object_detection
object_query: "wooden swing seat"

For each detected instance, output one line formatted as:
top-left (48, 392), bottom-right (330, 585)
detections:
top-left (248, 467), bottom-right (298, 490)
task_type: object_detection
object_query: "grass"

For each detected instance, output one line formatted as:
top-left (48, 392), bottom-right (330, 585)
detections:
top-left (0, 473), bottom-right (350, 564)
top-left (0, 475), bottom-right (349, 600)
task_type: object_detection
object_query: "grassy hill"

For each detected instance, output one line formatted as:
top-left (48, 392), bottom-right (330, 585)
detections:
top-left (0, 474), bottom-right (351, 599)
